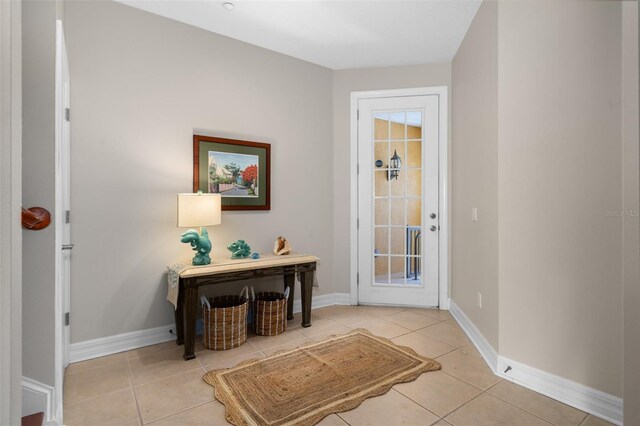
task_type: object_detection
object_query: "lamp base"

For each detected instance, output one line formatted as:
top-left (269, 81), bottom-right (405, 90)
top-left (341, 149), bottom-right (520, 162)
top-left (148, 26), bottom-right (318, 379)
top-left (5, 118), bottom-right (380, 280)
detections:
top-left (180, 228), bottom-right (213, 266)
top-left (192, 253), bottom-right (211, 266)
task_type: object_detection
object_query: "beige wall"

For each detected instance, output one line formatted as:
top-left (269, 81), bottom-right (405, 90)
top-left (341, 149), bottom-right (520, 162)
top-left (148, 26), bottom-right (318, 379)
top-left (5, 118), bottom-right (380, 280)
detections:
top-left (332, 63), bottom-right (451, 296)
top-left (22, 0), bottom-right (61, 386)
top-left (66, 1), bottom-right (333, 342)
top-left (622, 1), bottom-right (639, 422)
top-left (498, 1), bottom-right (623, 396)
top-left (451, 0), bottom-right (499, 349)
top-left (452, 0), bottom-right (628, 399)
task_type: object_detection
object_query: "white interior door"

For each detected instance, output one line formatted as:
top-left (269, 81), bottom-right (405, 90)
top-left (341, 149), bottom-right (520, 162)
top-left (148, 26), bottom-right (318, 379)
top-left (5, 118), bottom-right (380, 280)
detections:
top-left (357, 95), bottom-right (440, 307)
top-left (61, 44), bottom-right (71, 367)
top-left (55, 19), bottom-right (71, 423)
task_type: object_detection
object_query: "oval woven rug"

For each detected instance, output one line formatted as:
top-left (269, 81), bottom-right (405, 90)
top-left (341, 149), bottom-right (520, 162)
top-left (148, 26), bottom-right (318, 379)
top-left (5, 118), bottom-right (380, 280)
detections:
top-left (203, 328), bottom-right (441, 426)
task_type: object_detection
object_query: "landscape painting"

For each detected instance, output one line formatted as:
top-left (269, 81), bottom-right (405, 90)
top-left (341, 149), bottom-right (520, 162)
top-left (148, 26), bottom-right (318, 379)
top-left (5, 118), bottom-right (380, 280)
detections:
top-left (208, 151), bottom-right (259, 198)
top-left (194, 135), bottom-right (270, 210)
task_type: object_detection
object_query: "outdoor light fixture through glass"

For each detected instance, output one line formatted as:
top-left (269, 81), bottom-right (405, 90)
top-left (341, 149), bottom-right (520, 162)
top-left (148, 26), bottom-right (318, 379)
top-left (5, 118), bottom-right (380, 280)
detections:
top-left (177, 191), bottom-right (222, 265)
top-left (388, 149), bottom-right (402, 180)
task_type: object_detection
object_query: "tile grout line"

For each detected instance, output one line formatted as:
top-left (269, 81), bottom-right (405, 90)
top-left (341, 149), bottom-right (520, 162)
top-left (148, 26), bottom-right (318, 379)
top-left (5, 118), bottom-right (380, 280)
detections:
top-left (65, 354), bottom-right (128, 376)
top-left (486, 389), bottom-right (582, 426)
top-left (335, 412), bottom-right (352, 425)
top-left (135, 364), bottom-right (212, 425)
top-left (389, 388), bottom-right (441, 420)
top-left (144, 400), bottom-right (214, 425)
top-left (125, 353), bottom-right (145, 426)
top-left (437, 368), bottom-right (498, 392)
top-left (124, 342), bottom-right (181, 362)
top-left (391, 384), bottom-right (458, 420)
top-left (441, 385), bottom-right (494, 423)
top-left (443, 383), bottom-right (558, 426)
top-left (578, 415), bottom-right (592, 426)
top-left (62, 381), bottom-right (136, 410)
top-left (129, 363), bottom-right (208, 388)
top-left (413, 327), bottom-right (471, 348)
top-left (387, 386), bottom-right (450, 421)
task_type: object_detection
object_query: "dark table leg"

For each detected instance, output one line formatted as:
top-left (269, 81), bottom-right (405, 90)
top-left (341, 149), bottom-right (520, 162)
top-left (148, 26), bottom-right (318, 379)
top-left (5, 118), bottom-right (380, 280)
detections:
top-left (174, 278), bottom-right (184, 345)
top-left (284, 273), bottom-right (295, 320)
top-left (183, 280), bottom-right (198, 360)
top-left (300, 267), bottom-right (314, 328)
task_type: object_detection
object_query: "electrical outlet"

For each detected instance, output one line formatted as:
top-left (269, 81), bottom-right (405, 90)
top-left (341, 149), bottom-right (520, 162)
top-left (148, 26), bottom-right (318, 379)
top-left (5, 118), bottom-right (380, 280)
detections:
top-left (472, 207), bottom-right (478, 222)
top-left (477, 292), bottom-right (482, 308)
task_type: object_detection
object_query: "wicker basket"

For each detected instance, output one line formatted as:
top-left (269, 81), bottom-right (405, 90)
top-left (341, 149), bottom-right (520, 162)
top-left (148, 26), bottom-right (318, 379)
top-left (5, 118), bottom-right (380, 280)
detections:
top-left (201, 288), bottom-right (248, 351)
top-left (253, 287), bottom-right (289, 336)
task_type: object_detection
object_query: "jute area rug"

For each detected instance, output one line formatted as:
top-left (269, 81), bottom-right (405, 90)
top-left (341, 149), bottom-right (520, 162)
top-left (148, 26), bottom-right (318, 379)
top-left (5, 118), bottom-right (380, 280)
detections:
top-left (203, 328), bottom-right (441, 426)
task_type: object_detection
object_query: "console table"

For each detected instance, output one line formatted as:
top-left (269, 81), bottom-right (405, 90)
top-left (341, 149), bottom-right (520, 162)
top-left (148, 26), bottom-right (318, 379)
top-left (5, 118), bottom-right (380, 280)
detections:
top-left (173, 253), bottom-right (318, 360)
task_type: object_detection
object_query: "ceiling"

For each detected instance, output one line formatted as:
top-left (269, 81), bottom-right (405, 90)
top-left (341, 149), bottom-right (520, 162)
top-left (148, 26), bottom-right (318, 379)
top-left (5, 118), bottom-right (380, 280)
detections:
top-left (115, 0), bottom-right (481, 70)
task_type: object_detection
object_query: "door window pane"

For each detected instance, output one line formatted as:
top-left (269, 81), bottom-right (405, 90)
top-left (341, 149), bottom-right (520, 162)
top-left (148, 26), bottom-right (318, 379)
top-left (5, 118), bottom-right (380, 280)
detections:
top-left (375, 256), bottom-right (389, 284)
top-left (408, 169), bottom-right (421, 198)
top-left (406, 141), bottom-right (422, 168)
top-left (374, 113), bottom-right (390, 141)
top-left (407, 199), bottom-right (422, 227)
top-left (389, 172), bottom-right (405, 197)
top-left (390, 198), bottom-right (405, 226)
top-left (375, 199), bottom-right (389, 225)
top-left (390, 228), bottom-right (405, 255)
top-left (375, 227), bottom-right (389, 255)
top-left (374, 142), bottom-right (388, 168)
top-left (375, 171), bottom-right (388, 197)
top-left (390, 257), bottom-right (405, 283)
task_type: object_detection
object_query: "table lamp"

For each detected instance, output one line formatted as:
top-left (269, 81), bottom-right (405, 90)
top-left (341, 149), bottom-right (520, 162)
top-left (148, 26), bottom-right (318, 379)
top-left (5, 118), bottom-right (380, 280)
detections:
top-left (177, 191), bottom-right (221, 265)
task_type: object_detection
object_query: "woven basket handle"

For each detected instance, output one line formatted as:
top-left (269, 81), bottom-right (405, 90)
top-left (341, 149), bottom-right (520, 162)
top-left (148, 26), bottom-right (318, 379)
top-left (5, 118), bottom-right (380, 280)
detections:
top-left (284, 286), bottom-right (290, 300)
top-left (239, 286), bottom-right (249, 300)
top-left (200, 295), bottom-right (210, 310)
top-left (250, 286), bottom-right (256, 301)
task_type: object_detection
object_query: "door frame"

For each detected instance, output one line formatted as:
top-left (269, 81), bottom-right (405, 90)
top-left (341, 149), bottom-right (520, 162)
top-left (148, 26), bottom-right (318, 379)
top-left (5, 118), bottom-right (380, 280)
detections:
top-left (349, 87), bottom-right (449, 309)
top-left (53, 19), bottom-right (69, 425)
top-left (0, 0), bottom-right (23, 423)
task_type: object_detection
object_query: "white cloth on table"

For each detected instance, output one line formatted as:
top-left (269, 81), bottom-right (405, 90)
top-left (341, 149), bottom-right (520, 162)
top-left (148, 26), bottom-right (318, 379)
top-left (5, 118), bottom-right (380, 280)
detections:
top-left (167, 263), bottom-right (188, 310)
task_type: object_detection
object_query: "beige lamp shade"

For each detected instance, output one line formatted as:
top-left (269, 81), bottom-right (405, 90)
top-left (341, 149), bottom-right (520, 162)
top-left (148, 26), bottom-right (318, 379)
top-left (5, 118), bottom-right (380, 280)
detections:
top-left (177, 193), bottom-right (222, 227)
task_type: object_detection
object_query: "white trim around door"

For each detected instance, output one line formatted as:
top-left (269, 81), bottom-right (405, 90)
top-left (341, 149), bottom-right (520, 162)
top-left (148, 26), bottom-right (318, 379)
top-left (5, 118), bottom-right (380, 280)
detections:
top-left (350, 87), bottom-right (449, 309)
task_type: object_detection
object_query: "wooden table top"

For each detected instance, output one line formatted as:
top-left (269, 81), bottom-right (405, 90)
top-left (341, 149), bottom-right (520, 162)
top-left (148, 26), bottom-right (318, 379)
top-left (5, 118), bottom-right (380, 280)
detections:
top-left (178, 253), bottom-right (319, 278)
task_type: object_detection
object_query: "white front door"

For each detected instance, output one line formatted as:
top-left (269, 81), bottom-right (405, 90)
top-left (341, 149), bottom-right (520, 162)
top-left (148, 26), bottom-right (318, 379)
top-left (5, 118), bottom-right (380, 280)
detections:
top-left (357, 95), bottom-right (440, 307)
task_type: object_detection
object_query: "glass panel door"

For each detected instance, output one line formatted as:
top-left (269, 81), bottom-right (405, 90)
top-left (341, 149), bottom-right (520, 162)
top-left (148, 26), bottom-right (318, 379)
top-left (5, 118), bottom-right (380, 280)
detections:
top-left (373, 111), bottom-right (423, 286)
top-left (357, 94), bottom-right (439, 307)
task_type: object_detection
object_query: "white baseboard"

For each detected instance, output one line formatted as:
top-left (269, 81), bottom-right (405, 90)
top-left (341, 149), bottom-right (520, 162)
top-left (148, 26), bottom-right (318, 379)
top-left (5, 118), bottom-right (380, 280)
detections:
top-left (449, 298), bottom-right (623, 426)
top-left (69, 324), bottom-right (175, 363)
top-left (70, 292), bottom-right (351, 363)
top-left (496, 356), bottom-right (623, 426)
top-left (22, 377), bottom-right (55, 424)
top-left (292, 292), bottom-right (351, 312)
top-left (449, 299), bottom-right (498, 371)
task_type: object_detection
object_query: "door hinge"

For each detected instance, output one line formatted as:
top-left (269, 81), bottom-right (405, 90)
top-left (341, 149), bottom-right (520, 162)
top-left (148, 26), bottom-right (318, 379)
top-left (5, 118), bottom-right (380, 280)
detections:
top-left (64, 312), bottom-right (70, 326)
top-left (65, 108), bottom-right (70, 122)
top-left (65, 210), bottom-right (70, 224)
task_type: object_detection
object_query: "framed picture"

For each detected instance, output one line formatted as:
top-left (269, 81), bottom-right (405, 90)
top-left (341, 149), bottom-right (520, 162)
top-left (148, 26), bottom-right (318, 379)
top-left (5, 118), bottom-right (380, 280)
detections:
top-left (193, 135), bottom-right (271, 211)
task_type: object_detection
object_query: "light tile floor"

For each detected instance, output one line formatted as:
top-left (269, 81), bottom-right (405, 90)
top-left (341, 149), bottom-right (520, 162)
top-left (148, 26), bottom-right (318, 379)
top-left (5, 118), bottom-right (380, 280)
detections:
top-left (63, 306), bottom-right (613, 426)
